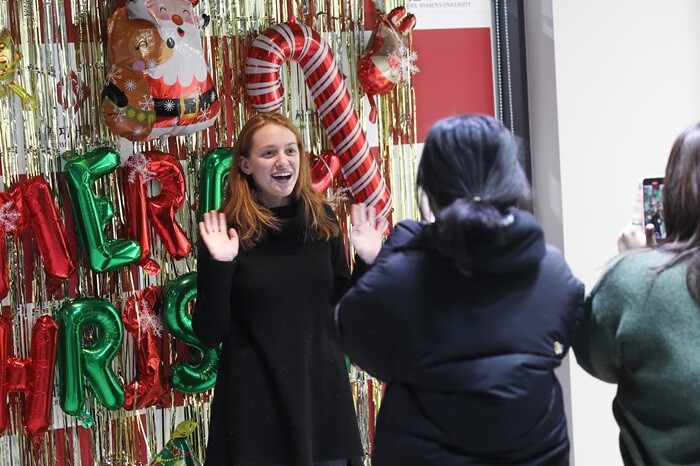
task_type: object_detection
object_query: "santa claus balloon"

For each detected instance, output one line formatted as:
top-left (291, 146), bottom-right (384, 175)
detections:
top-left (102, 0), bottom-right (219, 141)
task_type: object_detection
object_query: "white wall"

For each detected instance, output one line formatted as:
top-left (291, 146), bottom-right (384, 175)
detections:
top-left (525, 1), bottom-right (700, 465)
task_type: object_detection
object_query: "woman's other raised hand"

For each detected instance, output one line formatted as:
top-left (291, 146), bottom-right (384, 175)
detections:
top-left (349, 203), bottom-right (388, 264)
top-left (199, 210), bottom-right (239, 261)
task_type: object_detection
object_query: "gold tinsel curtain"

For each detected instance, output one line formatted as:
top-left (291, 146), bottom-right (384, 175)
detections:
top-left (0, 0), bottom-right (419, 463)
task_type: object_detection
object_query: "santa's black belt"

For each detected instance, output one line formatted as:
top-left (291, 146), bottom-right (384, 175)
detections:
top-left (153, 91), bottom-right (218, 118)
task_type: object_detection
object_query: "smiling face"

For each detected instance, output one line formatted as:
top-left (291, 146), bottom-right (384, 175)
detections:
top-left (143, 0), bottom-right (195, 25)
top-left (239, 123), bottom-right (301, 208)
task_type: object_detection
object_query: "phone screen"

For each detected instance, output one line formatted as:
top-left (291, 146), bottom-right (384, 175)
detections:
top-left (642, 177), bottom-right (666, 240)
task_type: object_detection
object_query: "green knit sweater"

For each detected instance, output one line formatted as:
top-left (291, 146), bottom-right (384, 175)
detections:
top-left (574, 249), bottom-right (700, 466)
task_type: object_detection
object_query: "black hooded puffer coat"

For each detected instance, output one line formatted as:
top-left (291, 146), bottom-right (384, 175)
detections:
top-left (336, 208), bottom-right (584, 466)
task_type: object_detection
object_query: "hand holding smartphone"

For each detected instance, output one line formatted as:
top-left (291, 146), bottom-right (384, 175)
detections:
top-left (642, 177), bottom-right (666, 240)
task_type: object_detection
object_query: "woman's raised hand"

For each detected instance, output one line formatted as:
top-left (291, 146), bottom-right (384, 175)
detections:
top-left (349, 203), bottom-right (388, 264)
top-left (199, 210), bottom-right (239, 262)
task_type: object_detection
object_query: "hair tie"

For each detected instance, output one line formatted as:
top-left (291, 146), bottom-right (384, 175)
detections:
top-left (472, 196), bottom-right (481, 202)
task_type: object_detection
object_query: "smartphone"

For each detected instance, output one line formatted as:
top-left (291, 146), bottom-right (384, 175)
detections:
top-left (642, 177), bottom-right (666, 240)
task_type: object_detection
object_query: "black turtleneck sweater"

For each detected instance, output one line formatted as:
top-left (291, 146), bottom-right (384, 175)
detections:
top-left (192, 202), bottom-right (363, 466)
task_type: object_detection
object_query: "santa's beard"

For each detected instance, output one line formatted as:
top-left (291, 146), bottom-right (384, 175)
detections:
top-left (147, 21), bottom-right (209, 87)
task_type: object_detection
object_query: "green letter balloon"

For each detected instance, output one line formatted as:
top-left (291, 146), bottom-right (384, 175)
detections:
top-left (57, 298), bottom-right (125, 427)
top-left (198, 147), bottom-right (232, 219)
top-left (162, 272), bottom-right (219, 392)
top-left (62, 147), bottom-right (141, 272)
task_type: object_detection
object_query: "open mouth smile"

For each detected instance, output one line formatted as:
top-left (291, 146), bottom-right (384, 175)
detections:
top-left (272, 173), bottom-right (293, 182)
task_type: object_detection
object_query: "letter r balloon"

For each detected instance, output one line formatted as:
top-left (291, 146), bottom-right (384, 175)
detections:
top-left (122, 151), bottom-right (192, 275)
top-left (56, 298), bottom-right (125, 427)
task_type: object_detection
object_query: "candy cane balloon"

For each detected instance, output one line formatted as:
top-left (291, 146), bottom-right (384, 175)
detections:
top-left (245, 19), bottom-right (392, 219)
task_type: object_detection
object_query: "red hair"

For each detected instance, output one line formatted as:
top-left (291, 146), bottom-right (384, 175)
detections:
top-left (220, 112), bottom-right (340, 249)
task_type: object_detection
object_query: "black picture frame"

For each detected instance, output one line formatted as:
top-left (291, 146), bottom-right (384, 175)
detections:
top-left (493, 0), bottom-right (531, 182)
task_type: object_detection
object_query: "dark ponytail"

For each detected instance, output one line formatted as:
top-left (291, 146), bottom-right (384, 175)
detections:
top-left (417, 114), bottom-right (530, 275)
top-left (433, 198), bottom-right (508, 274)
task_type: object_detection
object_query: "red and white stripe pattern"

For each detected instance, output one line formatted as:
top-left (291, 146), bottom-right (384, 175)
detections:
top-left (245, 19), bottom-right (392, 219)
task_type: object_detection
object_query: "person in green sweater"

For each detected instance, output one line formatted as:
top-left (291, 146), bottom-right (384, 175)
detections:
top-left (574, 122), bottom-right (700, 466)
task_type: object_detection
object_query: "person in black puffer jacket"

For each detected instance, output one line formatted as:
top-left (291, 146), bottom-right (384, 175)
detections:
top-left (336, 114), bottom-right (584, 466)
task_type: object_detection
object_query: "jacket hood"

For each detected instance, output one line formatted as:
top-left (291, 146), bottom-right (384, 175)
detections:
top-left (411, 207), bottom-right (546, 275)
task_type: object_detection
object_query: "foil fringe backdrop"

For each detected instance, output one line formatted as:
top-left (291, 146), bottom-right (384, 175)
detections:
top-left (0, 0), bottom-right (419, 463)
